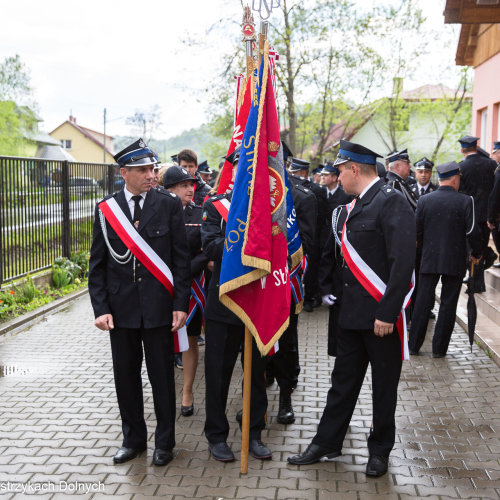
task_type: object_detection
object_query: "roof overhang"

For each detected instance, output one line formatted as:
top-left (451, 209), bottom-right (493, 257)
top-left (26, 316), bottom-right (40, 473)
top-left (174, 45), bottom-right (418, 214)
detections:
top-left (444, 0), bottom-right (500, 24)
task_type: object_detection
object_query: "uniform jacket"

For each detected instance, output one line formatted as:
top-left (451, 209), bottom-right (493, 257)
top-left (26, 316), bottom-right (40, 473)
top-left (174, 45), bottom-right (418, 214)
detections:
top-left (320, 186), bottom-right (353, 248)
top-left (88, 187), bottom-right (191, 329)
top-left (200, 193), bottom-right (243, 326)
top-left (184, 202), bottom-right (209, 277)
top-left (319, 179), bottom-right (416, 329)
top-left (459, 153), bottom-right (496, 222)
top-left (417, 186), bottom-right (482, 277)
top-left (289, 178), bottom-right (317, 256)
top-left (487, 166), bottom-right (500, 224)
top-left (386, 171), bottom-right (418, 211)
top-left (193, 173), bottom-right (212, 206)
top-left (411, 181), bottom-right (438, 200)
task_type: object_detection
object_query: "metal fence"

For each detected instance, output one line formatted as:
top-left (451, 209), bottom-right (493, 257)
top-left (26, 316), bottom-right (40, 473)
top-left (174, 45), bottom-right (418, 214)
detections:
top-left (0, 156), bottom-right (119, 286)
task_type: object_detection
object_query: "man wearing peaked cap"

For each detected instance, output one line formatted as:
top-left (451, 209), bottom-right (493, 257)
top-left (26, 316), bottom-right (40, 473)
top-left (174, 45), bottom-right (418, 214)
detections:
top-left (312, 166), bottom-right (323, 184)
top-left (288, 157), bottom-right (328, 312)
top-left (409, 161), bottom-right (482, 357)
top-left (177, 149), bottom-right (212, 206)
top-left (458, 134), bottom-right (497, 290)
top-left (385, 149), bottom-right (418, 210)
top-left (411, 157), bottom-right (437, 200)
top-left (197, 160), bottom-right (213, 185)
top-left (289, 139), bottom-right (416, 477)
top-left (89, 139), bottom-right (191, 466)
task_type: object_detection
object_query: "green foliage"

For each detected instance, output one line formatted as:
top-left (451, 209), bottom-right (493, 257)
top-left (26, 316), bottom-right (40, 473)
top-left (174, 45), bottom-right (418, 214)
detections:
top-left (70, 251), bottom-right (90, 277)
top-left (12, 277), bottom-right (39, 304)
top-left (52, 253), bottom-right (88, 288)
top-left (52, 266), bottom-right (71, 289)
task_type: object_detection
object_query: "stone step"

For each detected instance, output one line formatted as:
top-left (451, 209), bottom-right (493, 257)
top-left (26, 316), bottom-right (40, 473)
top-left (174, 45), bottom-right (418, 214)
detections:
top-left (485, 266), bottom-right (500, 290)
top-left (476, 282), bottom-right (500, 325)
top-left (436, 281), bottom-right (500, 367)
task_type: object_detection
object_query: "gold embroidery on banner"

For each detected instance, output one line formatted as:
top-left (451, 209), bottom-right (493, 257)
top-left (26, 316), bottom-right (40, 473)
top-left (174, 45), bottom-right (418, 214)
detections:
top-left (267, 141), bottom-right (280, 152)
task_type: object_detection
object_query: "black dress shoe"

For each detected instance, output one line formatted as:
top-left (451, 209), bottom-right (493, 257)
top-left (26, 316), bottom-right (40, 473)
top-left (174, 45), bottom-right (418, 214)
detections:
top-left (277, 391), bottom-right (295, 425)
top-left (303, 301), bottom-right (313, 313)
top-left (409, 349), bottom-right (419, 355)
top-left (366, 455), bottom-right (388, 477)
top-left (432, 353), bottom-right (445, 358)
top-left (287, 443), bottom-right (341, 465)
top-left (174, 353), bottom-right (183, 369)
top-left (113, 445), bottom-right (146, 464)
top-left (153, 448), bottom-right (173, 466)
top-left (249, 439), bottom-right (272, 460)
top-left (181, 404), bottom-right (194, 416)
top-left (208, 442), bottom-right (235, 462)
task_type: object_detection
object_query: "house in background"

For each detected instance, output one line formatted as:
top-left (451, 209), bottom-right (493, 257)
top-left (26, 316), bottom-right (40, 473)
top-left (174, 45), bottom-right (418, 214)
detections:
top-left (49, 116), bottom-right (114, 164)
top-left (305, 84), bottom-right (471, 165)
top-left (445, 0), bottom-right (500, 150)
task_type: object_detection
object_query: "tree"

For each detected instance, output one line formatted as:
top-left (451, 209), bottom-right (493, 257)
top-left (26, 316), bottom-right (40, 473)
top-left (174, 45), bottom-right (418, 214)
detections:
top-left (126, 105), bottom-right (163, 143)
top-left (0, 55), bottom-right (37, 156)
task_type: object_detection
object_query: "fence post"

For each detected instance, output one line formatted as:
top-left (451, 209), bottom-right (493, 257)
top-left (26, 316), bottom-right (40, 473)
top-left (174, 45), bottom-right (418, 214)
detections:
top-left (61, 160), bottom-right (71, 258)
top-left (107, 164), bottom-right (114, 195)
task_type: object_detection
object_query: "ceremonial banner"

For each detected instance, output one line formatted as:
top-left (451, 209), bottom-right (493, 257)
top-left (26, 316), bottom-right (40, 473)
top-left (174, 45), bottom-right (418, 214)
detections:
top-left (219, 41), bottom-right (291, 355)
top-left (217, 76), bottom-right (253, 195)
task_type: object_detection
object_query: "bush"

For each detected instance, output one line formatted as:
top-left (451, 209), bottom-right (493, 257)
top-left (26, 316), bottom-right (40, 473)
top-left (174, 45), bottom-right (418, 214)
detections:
top-left (52, 266), bottom-right (71, 289)
top-left (70, 251), bottom-right (90, 277)
top-left (13, 277), bottom-right (39, 304)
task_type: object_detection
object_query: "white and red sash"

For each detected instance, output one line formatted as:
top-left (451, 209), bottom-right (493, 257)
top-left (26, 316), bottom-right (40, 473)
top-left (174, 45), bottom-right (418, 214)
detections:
top-left (212, 197), bottom-right (231, 222)
top-left (99, 196), bottom-right (188, 353)
top-left (340, 200), bottom-right (414, 360)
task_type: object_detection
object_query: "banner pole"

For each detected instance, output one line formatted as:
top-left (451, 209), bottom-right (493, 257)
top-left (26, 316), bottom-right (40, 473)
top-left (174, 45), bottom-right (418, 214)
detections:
top-left (240, 326), bottom-right (253, 474)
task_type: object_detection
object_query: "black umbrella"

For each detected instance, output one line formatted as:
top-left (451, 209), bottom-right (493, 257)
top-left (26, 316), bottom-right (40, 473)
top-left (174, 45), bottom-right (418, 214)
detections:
top-left (466, 262), bottom-right (477, 352)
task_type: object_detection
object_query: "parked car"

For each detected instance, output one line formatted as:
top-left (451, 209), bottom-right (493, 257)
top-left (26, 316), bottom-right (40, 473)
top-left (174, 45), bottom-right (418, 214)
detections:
top-left (97, 174), bottom-right (125, 191)
top-left (69, 177), bottom-right (99, 194)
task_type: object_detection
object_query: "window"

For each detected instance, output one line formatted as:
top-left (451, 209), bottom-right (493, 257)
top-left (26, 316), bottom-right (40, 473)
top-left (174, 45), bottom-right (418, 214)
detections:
top-left (61, 139), bottom-right (72, 149)
top-left (480, 108), bottom-right (488, 148)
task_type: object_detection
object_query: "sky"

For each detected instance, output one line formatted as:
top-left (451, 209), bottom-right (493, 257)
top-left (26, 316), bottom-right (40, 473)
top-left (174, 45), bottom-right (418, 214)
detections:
top-left (1, 0), bottom-right (459, 141)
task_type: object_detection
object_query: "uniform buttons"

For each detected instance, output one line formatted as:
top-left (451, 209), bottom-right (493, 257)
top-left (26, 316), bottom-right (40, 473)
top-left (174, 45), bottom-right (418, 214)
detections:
top-left (137, 263), bottom-right (141, 267)
top-left (344, 283), bottom-right (349, 287)
top-left (156, 230), bottom-right (160, 234)
top-left (138, 277), bottom-right (142, 283)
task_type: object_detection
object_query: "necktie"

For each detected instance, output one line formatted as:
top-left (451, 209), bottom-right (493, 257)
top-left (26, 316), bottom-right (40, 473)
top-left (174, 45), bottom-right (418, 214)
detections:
top-left (420, 187), bottom-right (425, 196)
top-left (132, 195), bottom-right (142, 228)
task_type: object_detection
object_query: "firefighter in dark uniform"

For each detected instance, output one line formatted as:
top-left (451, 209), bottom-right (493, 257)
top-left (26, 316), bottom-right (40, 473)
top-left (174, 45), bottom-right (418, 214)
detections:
top-left (263, 148), bottom-right (318, 425)
top-left (200, 150), bottom-right (271, 462)
top-left (288, 140), bottom-right (415, 478)
top-left (411, 157), bottom-right (438, 199)
top-left (488, 141), bottom-right (500, 266)
top-left (163, 166), bottom-right (209, 417)
top-left (459, 135), bottom-right (496, 291)
top-left (177, 148), bottom-right (212, 206)
top-left (88, 140), bottom-right (191, 466)
top-left (385, 149), bottom-right (418, 211)
top-left (288, 157), bottom-right (327, 311)
top-left (409, 161), bottom-right (482, 357)
top-left (197, 160), bottom-right (214, 186)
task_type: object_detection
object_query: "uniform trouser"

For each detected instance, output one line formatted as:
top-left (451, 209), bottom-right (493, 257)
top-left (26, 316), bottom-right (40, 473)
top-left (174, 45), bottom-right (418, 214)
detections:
top-left (409, 273), bottom-right (462, 355)
top-left (267, 302), bottom-right (299, 393)
top-left (312, 327), bottom-right (402, 457)
top-left (204, 319), bottom-right (267, 444)
top-left (110, 325), bottom-right (175, 450)
top-left (304, 248), bottom-right (320, 303)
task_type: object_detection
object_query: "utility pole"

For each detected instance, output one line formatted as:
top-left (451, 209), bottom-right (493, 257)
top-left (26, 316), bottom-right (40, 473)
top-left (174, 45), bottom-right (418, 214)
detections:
top-left (103, 108), bottom-right (107, 163)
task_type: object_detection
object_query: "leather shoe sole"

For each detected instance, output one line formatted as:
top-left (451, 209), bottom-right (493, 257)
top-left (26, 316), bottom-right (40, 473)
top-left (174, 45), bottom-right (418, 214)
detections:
top-left (208, 442), bottom-right (235, 462)
top-left (366, 455), bottom-right (388, 477)
top-left (153, 448), bottom-right (173, 466)
top-left (287, 443), bottom-right (341, 465)
top-left (113, 445), bottom-right (146, 464)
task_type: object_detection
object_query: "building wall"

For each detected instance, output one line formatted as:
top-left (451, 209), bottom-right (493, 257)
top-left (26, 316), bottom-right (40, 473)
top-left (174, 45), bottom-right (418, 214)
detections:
top-left (50, 122), bottom-right (115, 164)
top-left (472, 50), bottom-right (500, 150)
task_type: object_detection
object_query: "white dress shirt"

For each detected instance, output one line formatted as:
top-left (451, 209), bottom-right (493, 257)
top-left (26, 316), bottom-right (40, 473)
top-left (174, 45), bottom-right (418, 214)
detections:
top-left (124, 186), bottom-right (147, 219)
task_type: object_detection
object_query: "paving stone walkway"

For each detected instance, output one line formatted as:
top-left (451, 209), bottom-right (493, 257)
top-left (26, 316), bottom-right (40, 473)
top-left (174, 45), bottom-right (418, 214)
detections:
top-left (0, 295), bottom-right (499, 499)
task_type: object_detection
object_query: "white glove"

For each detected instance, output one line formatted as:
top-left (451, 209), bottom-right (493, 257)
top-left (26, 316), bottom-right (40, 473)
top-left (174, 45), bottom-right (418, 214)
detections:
top-left (322, 294), bottom-right (337, 306)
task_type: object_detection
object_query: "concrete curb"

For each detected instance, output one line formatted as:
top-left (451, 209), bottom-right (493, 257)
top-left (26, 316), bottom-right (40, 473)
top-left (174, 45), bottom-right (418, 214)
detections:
top-left (0, 288), bottom-right (89, 340)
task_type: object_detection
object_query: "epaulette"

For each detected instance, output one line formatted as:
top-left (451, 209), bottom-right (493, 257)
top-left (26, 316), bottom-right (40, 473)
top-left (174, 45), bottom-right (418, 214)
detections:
top-left (97, 192), bottom-right (115, 204)
top-left (208, 193), bottom-right (226, 202)
top-left (155, 187), bottom-right (177, 198)
top-left (380, 183), bottom-right (395, 196)
top-left (295, 183), bottom-right (311, 195)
